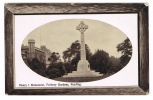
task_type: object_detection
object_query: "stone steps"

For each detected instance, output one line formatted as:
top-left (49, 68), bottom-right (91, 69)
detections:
top-left (63, 70), bottom-right (103, 77)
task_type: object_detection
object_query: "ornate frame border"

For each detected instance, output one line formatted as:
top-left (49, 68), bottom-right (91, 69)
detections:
top-left (5, 3), bottom-right (149, 95)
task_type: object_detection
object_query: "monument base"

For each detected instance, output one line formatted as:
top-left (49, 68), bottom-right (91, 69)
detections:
top-left (63, 60), bottom-right (103, 77)
top-left (63, 70), bottom-right (103, 77)
top-left (77, 60), bottom-right (90, 71)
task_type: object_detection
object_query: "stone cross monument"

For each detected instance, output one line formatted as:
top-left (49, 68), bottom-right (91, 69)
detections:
top-left (63, 21), bottom-right (102, 77)
top-left (76, 21), bottom-right (90, 72)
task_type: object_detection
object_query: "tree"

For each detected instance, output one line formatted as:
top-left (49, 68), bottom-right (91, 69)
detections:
top-left (63, 40), bottom-right (92, 72)
top-left (46, 62), bottom-right (65, 78)
top-left (48, 52), bottom-right (60, 63)
top-left (108, 56), bottom-right (121, 73)
top-left (89, 50), bottom-right (110, 74)
top-left (116, 38), bottom-right (132, 66)
top-left (63, 40), bottom-right (80, 63)
top-left (46, 68), bottom-right (62, 78)
top-left (46, 52), bottom-right (65, 78)
top-left (27, 58), bottom-right (46, 77)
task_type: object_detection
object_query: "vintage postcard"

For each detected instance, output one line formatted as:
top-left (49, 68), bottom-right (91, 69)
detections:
top-left (5, 3), bottom-right (149, 95)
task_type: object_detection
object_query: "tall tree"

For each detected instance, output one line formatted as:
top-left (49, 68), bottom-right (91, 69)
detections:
top-left (63, 40), bottom-right (80, 63)
top-left (116, 38), bottom-right (132, 66)
top-left (63, 40), bottom-right (92, 72)
top-left (63, 40), bottom-right (92, 64)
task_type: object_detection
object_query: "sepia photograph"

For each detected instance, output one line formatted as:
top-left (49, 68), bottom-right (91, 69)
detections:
top-left (14, 14), bottom-right (138, 89)
top-left (21, 19), bottom-right (132, 82)
top-left (5, 3), bottom-right (149, 95)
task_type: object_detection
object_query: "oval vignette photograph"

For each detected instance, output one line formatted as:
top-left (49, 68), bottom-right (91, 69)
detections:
top-left (21, 19), bottom-right (132, 82)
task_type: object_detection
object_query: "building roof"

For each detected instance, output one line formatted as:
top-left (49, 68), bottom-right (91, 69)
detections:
top-left (21, 44), bottom-right (51, 54)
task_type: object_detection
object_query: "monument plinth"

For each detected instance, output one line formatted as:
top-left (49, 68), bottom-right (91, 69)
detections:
top-left (63, 21), bottom-right (102, 77)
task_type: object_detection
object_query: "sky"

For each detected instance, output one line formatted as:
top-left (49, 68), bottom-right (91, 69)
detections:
top-left (23, 19), bottom-right (127, 58)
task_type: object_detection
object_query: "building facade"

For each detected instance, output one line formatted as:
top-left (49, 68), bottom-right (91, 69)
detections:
top-left (21, 39), bottom-right (51, 68)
